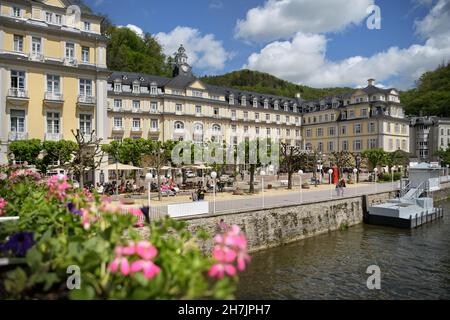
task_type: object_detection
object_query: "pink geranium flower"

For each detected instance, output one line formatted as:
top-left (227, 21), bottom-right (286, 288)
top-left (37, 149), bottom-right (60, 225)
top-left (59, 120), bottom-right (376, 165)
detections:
top-left (136, 241), bottom-right (157, 260)
top-left (109, 257), bottom-right (130, 276)
top-left (130, 260), bottom-right (161, 279)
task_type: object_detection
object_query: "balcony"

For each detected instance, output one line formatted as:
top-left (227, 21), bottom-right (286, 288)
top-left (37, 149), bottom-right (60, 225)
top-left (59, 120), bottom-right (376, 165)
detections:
top-left (7, 88), bottom-right (29, 102)
top-left (63, 57), bottom-right (78, 67)
top-left (112, 126), bottom-right (124, 133)
top-left (175, 111), bottom-right (183, 116)
top-left (212, 114), bottom-right (221, 119)
top-left (132, 108), bottom-right (142, 113)
top-left (149, 127), bottom-right (160, 133)
top-left (231, 116), bottom-right (237, 121)
top-left (150, 109), bottom-right (159, 114)
top-left (8, 131), bottom-right (28, 141)
top-left (77, 95), bottom-right (96, 106)
top-left (45, 133), bottom-right (62, 141)
top-left (255, 119), bottom-right (260, 123)
top-left (44, 92), bottom-right (64, 103)
top-left (29, 53), bottom-right (45, 62)
top-left (131, 127), bottom-right (143, 133)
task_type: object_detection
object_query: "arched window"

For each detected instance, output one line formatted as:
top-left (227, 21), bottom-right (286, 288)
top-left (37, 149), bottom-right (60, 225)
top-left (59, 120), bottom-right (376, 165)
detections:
top-left (194, 123), bottom-right (203, 132)
top-left (212, 124), bottom-right (221, 132)
top-left (174, 121), bottom-right (184, 130)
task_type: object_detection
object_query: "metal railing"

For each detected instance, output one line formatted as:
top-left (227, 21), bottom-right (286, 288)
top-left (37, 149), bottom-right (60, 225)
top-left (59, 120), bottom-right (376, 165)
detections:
top-left (45, 133), bottom-right (62, 141)
top-left (45, 91), bottom-right (64, 101)
top-left (8, 131), bottom-right (28, 141)
top-left (78, 95), bottom-right (96, 104)
top-left (8, 88), bottom-right (28, 98)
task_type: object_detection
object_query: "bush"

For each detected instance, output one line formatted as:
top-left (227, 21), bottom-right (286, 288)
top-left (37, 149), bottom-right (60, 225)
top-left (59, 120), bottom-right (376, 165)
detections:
top-left (379, 172), bottom-right (402, 182)
top-left (0, 165), bottom-right (249, 299)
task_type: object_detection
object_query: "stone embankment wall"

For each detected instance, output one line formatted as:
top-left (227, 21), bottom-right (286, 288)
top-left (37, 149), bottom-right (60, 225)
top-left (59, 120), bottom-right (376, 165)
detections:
top-left (183, 185), bottom-right (449, 253)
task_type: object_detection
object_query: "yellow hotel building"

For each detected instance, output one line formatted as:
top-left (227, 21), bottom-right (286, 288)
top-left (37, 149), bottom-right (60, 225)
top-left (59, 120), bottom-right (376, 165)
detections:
top-left (0, 1), bottom-right (410, 183)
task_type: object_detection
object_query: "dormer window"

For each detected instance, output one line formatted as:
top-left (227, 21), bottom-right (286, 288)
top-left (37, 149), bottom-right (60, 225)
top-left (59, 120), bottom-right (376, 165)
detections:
top-left (55, 14), bottom-right (62, 25)
top-left (229, 94), bottom-right (235, 105)
top-left (264, 99), bottom-right (269, 109)
top-left (274, 101), bottom-right (279, 110)
top-left (84, 21), bottom-right (91, 31)
top-left (133, 83), bottom-right (140, 94)
top-left (284, 102), bottom-right (288, 112)
top-left (241, 96), bottom-right (246, 107)
top-left (150, 84), bottom-right (158, 95)
top-left (192, 90), bottom-right (203, 98)
top-left (114, 82), bottom-right (122, 93)
top-left (253, 98), bottom-right (258, 108)
top-left (293, 104), bottom-right (297, 113)
top-left (12, 7), bottom-right (21, 18)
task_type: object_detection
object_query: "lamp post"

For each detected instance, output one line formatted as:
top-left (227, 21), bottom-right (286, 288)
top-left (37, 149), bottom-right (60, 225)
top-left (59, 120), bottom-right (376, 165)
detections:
top-left (374, 167), bottom-right (379, 192)
top-left (298, 170), bottom-right (304, 204)
top-left (211, 171), bottom-right (217, 214)
top-left (261, 170), bottom-right (266, 208)
top-left (353, 168), bottom-right (358, 195)
top-left (328, 168), bottom-right (333, 199)
top-left (145, 173), bottom-right (153, 209)
top-left (447, 164), bottom-right (449, 181)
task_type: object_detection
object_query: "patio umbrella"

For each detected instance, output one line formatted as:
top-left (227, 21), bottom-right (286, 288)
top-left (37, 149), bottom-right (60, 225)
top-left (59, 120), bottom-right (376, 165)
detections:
top-left (105, 163), bottom-right (142, 171)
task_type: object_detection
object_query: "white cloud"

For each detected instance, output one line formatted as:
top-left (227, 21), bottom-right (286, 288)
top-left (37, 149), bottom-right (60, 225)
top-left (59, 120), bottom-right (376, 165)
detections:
top-left (235, 0), bottom-right (374, 42)
top-left (118, 24), bottom-right (145, 39)
top-left (155, 26), bottom-right (232, 71)
top-left (244, 0), bottom-right (450, 89)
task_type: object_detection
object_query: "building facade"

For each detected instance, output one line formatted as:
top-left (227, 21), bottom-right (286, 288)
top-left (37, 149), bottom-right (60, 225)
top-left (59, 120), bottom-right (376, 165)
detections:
top-left (0, 0), bottom-right (109, 182)
top-left (0, 1), bottom-right (411, 183)
top-left (410, 117), bottom-right (450, 162)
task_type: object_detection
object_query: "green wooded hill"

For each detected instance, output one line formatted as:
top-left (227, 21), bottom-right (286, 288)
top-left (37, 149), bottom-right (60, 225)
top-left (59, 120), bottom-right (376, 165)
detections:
top-left (400, 62), bottom-right (450, 117)
top-left (201, 70), bottom-right (352, 101)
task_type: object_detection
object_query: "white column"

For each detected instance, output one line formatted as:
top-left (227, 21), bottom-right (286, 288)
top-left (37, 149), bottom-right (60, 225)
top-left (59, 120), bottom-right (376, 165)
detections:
top-left (0, 67), bottom-right (8, 165)
top-left (95, 78), bottom-right (108, 183)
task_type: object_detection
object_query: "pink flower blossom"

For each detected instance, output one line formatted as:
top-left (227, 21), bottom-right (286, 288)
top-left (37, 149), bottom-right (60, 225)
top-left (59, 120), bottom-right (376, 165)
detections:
top-left (208, 263), bottom-right (236, 279)
top-left (136, 241), bottom-right (157, 260)
top-left (130, 260), bottom-right (161, 279)
top-left (109, 257), bottom-right (130, 276)
top-left (0, 198), bottom-right (7, 216)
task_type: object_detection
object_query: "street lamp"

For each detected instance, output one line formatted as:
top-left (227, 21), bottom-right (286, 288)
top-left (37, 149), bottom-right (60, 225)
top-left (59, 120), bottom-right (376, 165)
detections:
top-left (353, 168), bottom-right (358, 195)
top-left (211, 171), bottom-right (217, 214)
top-left (374, 167), bottom-right (379, 192)
top-left (260, 170), bottom-right (266, 208)
top-left (298, 170), bottom-right (304, 204)
top-left (145, 173), bottom-right (153, 209)
top-left (328, 168), bottom-right (334, 199)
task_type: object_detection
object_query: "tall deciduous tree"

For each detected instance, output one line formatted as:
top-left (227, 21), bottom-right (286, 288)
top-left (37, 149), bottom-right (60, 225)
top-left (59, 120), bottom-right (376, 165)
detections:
top-left (330, 151), bottom-right (353, 178)
top-left (280, 144), bottom-right (305, 189)
top-left (361, 148), bottom-right (387, 171)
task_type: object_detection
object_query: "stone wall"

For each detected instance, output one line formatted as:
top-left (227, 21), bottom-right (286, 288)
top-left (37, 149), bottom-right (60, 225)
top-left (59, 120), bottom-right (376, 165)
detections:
top-left (182, 185), bottom-right (449, 253)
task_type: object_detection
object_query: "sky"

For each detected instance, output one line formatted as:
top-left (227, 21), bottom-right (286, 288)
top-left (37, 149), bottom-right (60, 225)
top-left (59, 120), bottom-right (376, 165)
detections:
top-left (85, 0), bottom-right (450, 90)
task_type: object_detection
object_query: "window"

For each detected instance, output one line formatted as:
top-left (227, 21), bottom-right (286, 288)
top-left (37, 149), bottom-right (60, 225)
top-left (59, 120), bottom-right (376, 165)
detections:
top-left (325, 114), bottom-right (329, 122)
top-left (214, 108), bottom-right (219, 116)
top-left (231, 110), bottom-right (236, 119)
top-left (265, 113), bottom-right (270, 121)
top-left (231, 125), bottom-right (237, 133)
top-left (13, 35), bottom-right (23, 52)
top-left (192, 90), bottom-right (203, 98)
top-left (349, 110), bottom-right (355, 119)
top-left (328, 127), bottom-right (335, 136)
top-left (31, 37), bottom-right (42, 55)
top-left (11, 70), bottom-right (25, 89)
top-left (241, 96), bottom-right (246, 107)
top-left (328, 141), bottom-right (334, 152)
top-left (318, 142), bottom-right (323, 152)
top-left (341, 126), bottom-right (347, 135)
top-left (353, 140), bottom-right (362, 151)
top-left (79, 114), bottom-right (92, 135)
top-left (114, 83), bottom-right (122, 92)
top-left (306, 143), bottom-right (312, 151)
top-left (388, 139), bottom-right (393, 150)
top-left (151, 102), bottom-right (158, 113)
top-left (47, 75), bottom-right (60, 93)
top-left (47, 112), bottom-right (60, 134)
top-left (253, 98), bottom-right (258, 108)
top-left (276, 115), bottom-right (280, 122)
top-left (255, 127), bottom-right (260, 134)
top-left (132, 118), bottom-right (141, 129)
top-left (175, 104), bottom-right (182, 113)
top-left (65, 42), bottom-right (75, 60)
top-left (286, 129), bottom-right (290, 136)
top-left (45, 12), bottom-right (52, 23)
top-left (232, 137), bottom-right (238, 146)
top-left (244, 126), bottom-right (249, 134)
top-left (354, 124), bottom-right (361, 134)
top-left (296, 129), bottom-right (300, 137)
top-left (361, 109), bottom-right (368, 117)
top-left (113, 99), bottom-right (122, 109)
top-left (150, 85), bottom-right (157, 95)
top-left (81, 47), bottom-right (89, 63)
top-left (295, 117), bottom-right (299, 124)
top-left (306, 129), bottom-right (312, 138)
top-left (276, 128), bottom-right (281, 136)
top-left (274, 101), bottom-right (279, 110)
top-left (317, 128), bottom-right (323, 137)
top-left (255, 113), bottom-right (260, 120)
top-left (84, 21), bottom-right (91, 31)
top-left (330, 114), bottom-right (335, 121)
top-left (12, 7), bottom-right (21, 17)
top-left (286, 116), bottom-right (290, 124)
top-left (195, 105), bottom-right (202, 114)
top-left (368, 139), bottom-right (377, 149)
top-left (151, 119), bottom-right (158, 130)
top-left (132, 100), bottom-right (140, 111)
top-left (113, 117), bottom-right (123, 128)
top-left (266, 128), bottom-right (271, 135)
top-left (79, 79), bottom-right (92, 97)
top-left (229, 95), bottom-right (234, 105)
top-left (244, 111), bottom-right (248, 120)
top-left (319, 115), bottom-right (323, 123)
top-left (342, 140), bottom-right (349, 151)
top-left (55, 14), bottom-right (62, 25)
top-left (133, 84), bottom-right (140, 94)
top-left (368, 122), bottom-right (376, 133)
top-left (174, 121), bottom-right (184, 130)
top-left (264, 99), bottom-right (268, 109)
top-left (10, 110), bottom-right (25, 133)
top-left (386, 123), bottom-right (391, 133)
top-left (212, 124), bottom-right (221, 132)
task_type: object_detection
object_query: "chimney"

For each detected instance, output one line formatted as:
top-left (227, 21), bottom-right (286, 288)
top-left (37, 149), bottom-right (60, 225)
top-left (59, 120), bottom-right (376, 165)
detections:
top-left (367, 78), bottom-right (375, 86)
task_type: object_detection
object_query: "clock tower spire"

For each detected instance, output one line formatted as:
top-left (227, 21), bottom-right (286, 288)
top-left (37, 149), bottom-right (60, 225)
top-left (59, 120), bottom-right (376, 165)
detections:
top-left (173, 44), bottom-right (193, 77)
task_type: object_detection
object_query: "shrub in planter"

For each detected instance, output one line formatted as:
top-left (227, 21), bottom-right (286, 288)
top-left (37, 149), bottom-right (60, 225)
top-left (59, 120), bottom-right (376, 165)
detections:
top-left (0, 166), bottom-right (250, 299)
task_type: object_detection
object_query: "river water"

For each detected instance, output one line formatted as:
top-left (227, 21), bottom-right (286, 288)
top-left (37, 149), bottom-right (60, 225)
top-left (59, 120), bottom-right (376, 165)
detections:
top-left (236, 199), bottom-right (450, 300)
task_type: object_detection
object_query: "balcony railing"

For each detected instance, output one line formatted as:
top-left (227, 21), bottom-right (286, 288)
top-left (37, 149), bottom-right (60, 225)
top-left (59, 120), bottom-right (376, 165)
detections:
top-left (149, 127), bottom-right (160, 133)
top-left (112, 126), bottom-right (124, 132)
top-left (29, 53), bottom-right (44, 62)
top-left (45, 92), bottom-right (64, 101)
top-left (63, 57), bottom-right (78, 67)
top-left (77, 95), bottom-right (96, 104)
top-left (45, 133), bottom-right (62, 141)
top-left (131, 127), bottom-right (142, 132)
top-left (8, 131), bottom-right (28, 141)
top-left (8, 88), bottom-right (28, 99)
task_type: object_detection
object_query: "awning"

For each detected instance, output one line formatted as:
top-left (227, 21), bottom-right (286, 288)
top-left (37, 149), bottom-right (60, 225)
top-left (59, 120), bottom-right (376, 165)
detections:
top-left (106, 163), bottom-right (142, 171)
top-left (193, 164), bottom-right (213, 170)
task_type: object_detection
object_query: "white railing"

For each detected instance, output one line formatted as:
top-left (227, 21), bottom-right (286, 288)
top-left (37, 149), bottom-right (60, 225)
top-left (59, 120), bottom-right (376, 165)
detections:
top-left (45, 133), bottom-right (62, 141)
top-left (150, 127), bottom-right (160, 132)
top-left (45, 92), bottom-right (63, 101)
top-left (63, 57), bottom-right (78, 66)
top-left (112, 126), bottom-right (124, 132)
top-left (29, 53), bottom-right (44, 61)
top-left (131, 127), bottom-right (142, 132)
top-left (8, 88), bottom-right (28, 98)
top-left (8, 132), bottom-right (28, 141)
top-left (78, 95), bottom-right (96, 104)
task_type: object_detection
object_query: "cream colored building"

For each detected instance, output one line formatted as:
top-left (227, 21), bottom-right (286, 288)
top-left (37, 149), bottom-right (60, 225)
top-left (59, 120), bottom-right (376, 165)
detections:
top-left (0, 0), bottom-right (109, 183)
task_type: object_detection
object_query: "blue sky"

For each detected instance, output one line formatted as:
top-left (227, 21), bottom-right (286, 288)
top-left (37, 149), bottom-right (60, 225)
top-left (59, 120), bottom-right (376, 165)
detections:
top-left (85, 0), bottom-right (450, 89)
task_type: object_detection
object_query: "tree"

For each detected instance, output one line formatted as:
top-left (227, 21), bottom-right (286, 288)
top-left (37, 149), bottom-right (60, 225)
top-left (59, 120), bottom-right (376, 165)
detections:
top-left (361, 149), bottom-right (387, 171)
top-left (8, 139), bottom-right (42, 165)
top-left (41, 140), bottom-right (78, 173)
top-left (141, 140), bottom-right (176, 201)
top-left (436, 148), bottom-right (450, 166)
top-left (66, 130), bottom-right (104, 188)
top-left (301, 150), bottom-right (323, 187)
top-left (330, 151), bottom-right (353, 178)
top-left (385, 150), bottom-right (410, 173)
top-left (280, 143), bottom-right (304, 189)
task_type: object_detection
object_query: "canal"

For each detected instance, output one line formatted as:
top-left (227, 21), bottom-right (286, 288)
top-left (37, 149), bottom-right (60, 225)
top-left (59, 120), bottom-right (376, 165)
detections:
top-left (236, 199), bottom-right (450, 299)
